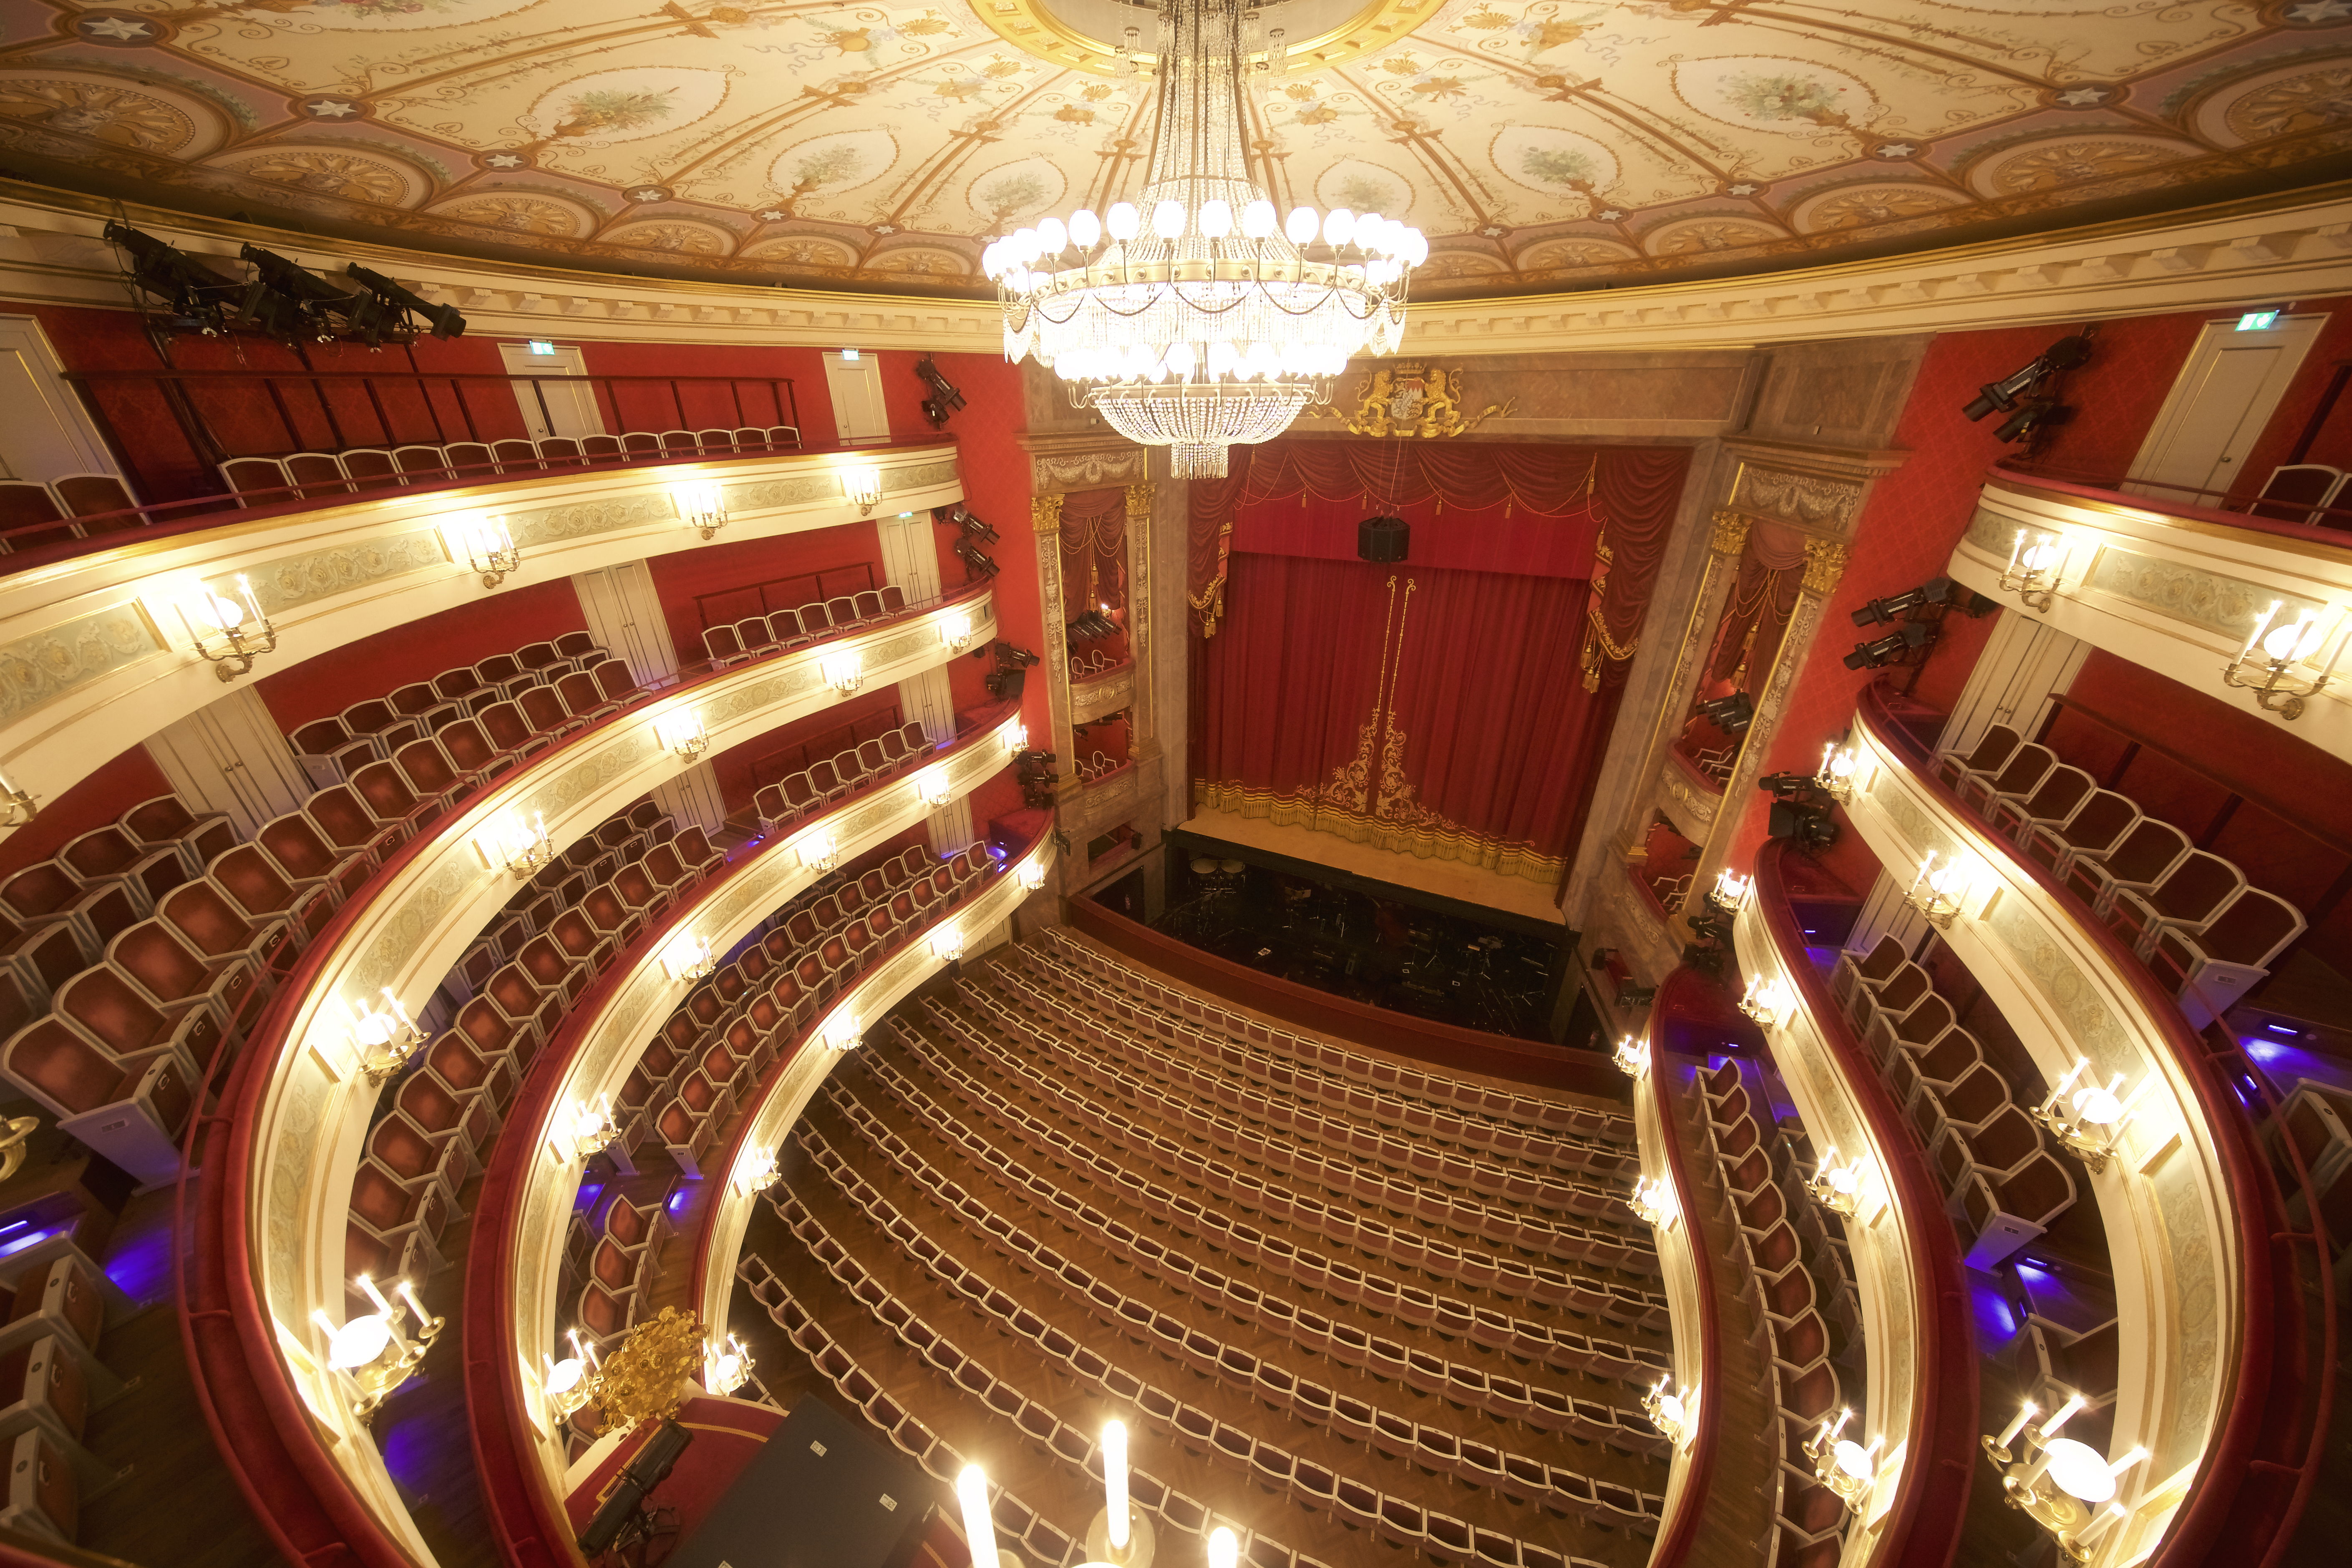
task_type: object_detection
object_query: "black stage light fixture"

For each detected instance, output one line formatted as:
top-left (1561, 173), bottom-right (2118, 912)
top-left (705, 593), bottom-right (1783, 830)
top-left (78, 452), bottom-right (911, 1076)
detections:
top-left (103, 222), bottom-right (246, 334)
top-left (984, 641), bottom-right (1038, 699)
top-left (345, 262), bottom-right (466, 340)
top-left (1697, 691), bottom-right (1755, 735)
top-left (1756, 770), bottom-right (1822, 797)
top-left (943, 503), bottom-right (998, 543)
top-left (1357, 513), bottom-right (1409, 564)
top-left (1961, 334), bottom-right (2092, 421)
top-left (915, 355), bottom-right (967, 428)
top-left (1843, 620), bottom-right (1935, 671)
top-left (576, 1419), bottom-right (693, 1558)
top-left (1768, 799), bottom-right (1841, 850)
top-left (954, 536), bottom-right (1000, 578)
top-left (1853, 576), bottom-right (1996, 625)
top-left (239, 245), bottom-right (366, 342)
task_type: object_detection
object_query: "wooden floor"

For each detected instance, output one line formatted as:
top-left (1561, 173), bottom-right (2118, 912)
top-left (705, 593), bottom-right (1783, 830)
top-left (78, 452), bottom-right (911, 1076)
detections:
top-left (1181, 810), bottom-right (1566, 924)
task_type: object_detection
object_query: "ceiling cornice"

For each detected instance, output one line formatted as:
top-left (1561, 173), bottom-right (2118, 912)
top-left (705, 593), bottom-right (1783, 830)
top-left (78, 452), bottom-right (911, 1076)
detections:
top-left (1, 178), bottom-right (2345, 357)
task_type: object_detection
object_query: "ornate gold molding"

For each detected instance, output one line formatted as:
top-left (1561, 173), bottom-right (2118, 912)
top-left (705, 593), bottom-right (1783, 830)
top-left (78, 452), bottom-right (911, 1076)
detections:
top-left (1709, 510), bottom-right (1753, 556)
top-left (970, 0), bottom-right (1413, 78)
top-left (1801, 539), bottom-right (1851, 596)
top-left (1032, 494), bottom-right (1066, 533)
top-left (1124, 482), bottom-right (1156, 519)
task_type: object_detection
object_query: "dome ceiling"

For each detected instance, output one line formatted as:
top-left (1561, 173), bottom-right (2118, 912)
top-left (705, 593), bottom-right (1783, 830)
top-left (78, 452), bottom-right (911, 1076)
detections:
top-left (0, 0), bottom-right (2347, 301)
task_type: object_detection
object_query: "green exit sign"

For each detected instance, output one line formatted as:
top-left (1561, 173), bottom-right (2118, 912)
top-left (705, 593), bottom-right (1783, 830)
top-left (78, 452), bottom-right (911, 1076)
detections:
top-left (2236, 310), bottom-right (2281, 332)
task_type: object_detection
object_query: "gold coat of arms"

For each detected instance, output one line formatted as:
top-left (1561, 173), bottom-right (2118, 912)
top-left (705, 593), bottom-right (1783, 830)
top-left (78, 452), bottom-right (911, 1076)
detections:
top-left (1312, 362), bottom-right (1515, 438)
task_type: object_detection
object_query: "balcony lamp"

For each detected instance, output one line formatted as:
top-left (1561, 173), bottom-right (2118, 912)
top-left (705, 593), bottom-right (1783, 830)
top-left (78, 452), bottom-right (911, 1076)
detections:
top-left (677, 481), bottom-right (728, 540)
top-left (177, 574), bottom-right (278, 681)
top-left (314, 1272), bottom-right (442, 1416)
top-left (800, 829), bottom-right (838, 873)
top-left (826, 1011), bottom-right (863, 1052)
top-left (1612, 1035), bottom-right (1650, 1078)
top-left (1709, 869), bottom-right (1752, 912)
top-left (842, 465), bottom-right (883, 516)
top-left (932, 926), bottom-right (966, 964)
top-left (0, 766), bottom-right (34, 828)
top-left (565, 1095), bottom-right (619, 1160)
top-left (1816, 744), bottom-right (1859, 803)
top-left (1019, 859), bottom-right (1048, 893)
top-left (822, 650), bottom-right (866, 694)
top-left (1737, 974), bottom-right (1790, 1028)
top-left (942, 611), bottom-right (975, 653)
top-left (1627, 1175), bottom-right (1679, 1228)
top-left (735, 1147), bottom-right (783, 1196)
top-left (545, 1330), bottom-right (601, 1419)
top-left (1904, 851), bottom-right (1966, 928)
top-left (449, 513), bottom-right (521, 589)
top-left (705, 1332), bottom-right (753, 1396)
top-left (662, 934), bottom-right (716, 984)
top-left (1985, 1394), bottom-right (2148, 1564)
top-left (1641, 1378), bottom-right (1695, 1445)
top-left (657, 709), bottom-right (709, 760)
top-left (1803, 1147), bottom-right (1870, 1218)
top-left (920, 769), bottom-right (953, 807)
top-left (2221, 600), bottom-right (2343, 721)
top-left (2030, 1059), bottom-right (2135, 1173)
top-left (1999, 530), bottom-right (2065, 612)
top-left (349, 989), bottom-right (425, 1084)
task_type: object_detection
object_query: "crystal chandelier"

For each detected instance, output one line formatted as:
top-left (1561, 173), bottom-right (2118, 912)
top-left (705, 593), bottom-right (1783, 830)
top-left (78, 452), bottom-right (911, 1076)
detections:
top-left (985, 0), bottom-right (1423, 478)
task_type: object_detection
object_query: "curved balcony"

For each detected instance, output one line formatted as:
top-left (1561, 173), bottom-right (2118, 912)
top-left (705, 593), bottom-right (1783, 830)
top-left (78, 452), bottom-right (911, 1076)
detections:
top-left (0, 437), bottom-right (962, 829)
top-left (1950, 466), bottom-right (2352, 766)
top-left (1735, 842), bottom-right (1977, 1568)
top-left (1841, 682), bottom-right (2295, 1566)
top-left (461, 713), bottom-right (1043, 1568)
top-left (1068, 656), bottom-right (1136, 726)
top-left (184, 585), bottom-right (994, 1568)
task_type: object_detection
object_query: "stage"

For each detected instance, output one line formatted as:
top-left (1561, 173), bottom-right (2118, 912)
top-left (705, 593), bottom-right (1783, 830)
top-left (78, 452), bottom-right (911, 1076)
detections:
top-left (1178, 808), bottom-right (1566, 924)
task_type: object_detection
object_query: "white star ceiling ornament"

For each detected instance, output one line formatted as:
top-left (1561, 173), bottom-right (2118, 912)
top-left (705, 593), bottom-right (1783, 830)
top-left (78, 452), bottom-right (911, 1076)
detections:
top-left (486, 154), bottom-right (525, 169)
top-left (1727, 183), bottom-right (1760, 196)
top-left (1597, 209), bottom-right (1626, 221)
top-left (2287, 0), bottom-right (2350, 20)
top-left (80, 15), bottom-right (151, 39)
top-left (758, 210), bottom-right (787, 221)
top-left (1480, 224), bottom-right (1508, 237)
top-left (1874, 142), bottom-right (1917, 159)
top-left (306, 100), bottom-right (358, 118)
top-left (2055, 86), bottom-right (2114, 106)
top-left (628, 187), bottom-right (669, 203)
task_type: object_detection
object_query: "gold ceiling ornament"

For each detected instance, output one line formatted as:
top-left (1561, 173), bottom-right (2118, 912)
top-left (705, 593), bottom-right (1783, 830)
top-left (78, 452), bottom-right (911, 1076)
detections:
top-left (1314, 363), bottom-right (1514, 438)
top-left (970, 0), bottom-right (1425, 78)
top-left (590, 1306), bottom-right (706, 1434)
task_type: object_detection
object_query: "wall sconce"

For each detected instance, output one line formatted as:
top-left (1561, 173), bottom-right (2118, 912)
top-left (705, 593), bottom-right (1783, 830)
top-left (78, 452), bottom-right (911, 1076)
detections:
top-left (941, 612), bottom-right (975, 653)
top-left (821, 650), bottom-right (865, 694)
top-left (447, 513), bottom-right (520, 589)
top-left (544, 1329), bottom-right (600, 1420)
top-left (1803, 1146), bottom-right (1871, 1219)
top-left (677, 481), bottom-right (728, 540)
top-left (800, 829), bottom-right (838, 873)
top-left (177, 574), bottom-right (278, 682)
top-left (842, 464), bottom-right (883, 516)
top-left (1708, 869), bottom-right (1751, 913)
top-left (1984, 1396), bottom-right (2147, 1563)
top-left (312, 1273), bottom-right (442, 1417)
top-left (1613, 1035), bottom-right (1650, 1078)
top-left (919, 769), bottom-right (953, 807)
top-left (735, 1147), bottom-right (782, 1197)
top-left (1816, 743), bottom-right (1859, 803)
top-left (957, 1465), bottom-right (1002, 1568)
top-left (1999, 529), bottom-right (2065, 612)
top-left (1627, 1174), bottom-right (1679, 1228)
top-left (477, 811), bottom-right (553, 878)
top-left (1005, 722), bottom-right (1028, 756)
top-left (2221, 600), bottom-right (2343, 721)
top-left (1804, 1410), bottom-right (1883, 1509)
top-left (932, 926), bottom-right (966, 964)
top-left (1737, 973), bottom-right (1790, 1028)
top-left (348, 988), bottom-right (425, 1084)
top-left (662, 934), bottom-right (716, 984)
top-left (826, 1011), bottom-right (863, 1052)
top-left (1904, 850), bottom-right (1966, 929)
top-left (1019, 859), bottom-right (1048, 892)
top-left (0, 766), bottom-right (38, 829)
top-left (656, 709), bottom-right (709, 760)
top-left (705, 1331), bottom-right (753, 1396)
top-left (1641, 1378), bottom-right (1695, 1445)
top-left (565, 1095), bottom-right (618, 1160)
top-left (2030, 1059), bottom-right (2135, 1173)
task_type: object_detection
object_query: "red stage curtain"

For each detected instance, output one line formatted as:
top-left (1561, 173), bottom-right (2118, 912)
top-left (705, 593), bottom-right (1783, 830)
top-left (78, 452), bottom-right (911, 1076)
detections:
top-left (1197, 555), bottom-right (1609, 884)
top-left (1058, 487), bottom-right (1127, 616)
top-left (1704, 521), bottom-right (1808, 688)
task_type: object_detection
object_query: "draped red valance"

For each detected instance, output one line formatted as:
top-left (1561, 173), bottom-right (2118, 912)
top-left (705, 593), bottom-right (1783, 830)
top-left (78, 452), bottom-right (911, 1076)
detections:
top-left (1705, 520), bottom-right (1807, 690)
top-left (1058, 486), bottom-right (1127, 615)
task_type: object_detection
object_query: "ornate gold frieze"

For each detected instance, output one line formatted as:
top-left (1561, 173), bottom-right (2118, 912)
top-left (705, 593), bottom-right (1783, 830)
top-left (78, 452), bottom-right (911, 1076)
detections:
top-left (1801, 539), bottom-right (1851, 596)
top-left (1709, 509), bottom-right (1753, 556)
top-left (1032, 493), bottom-right (1066, 533)
top-left (1308, 363), bottom-right (1515, 439)
top-left (1728, 463), bottom-right (1868, 533)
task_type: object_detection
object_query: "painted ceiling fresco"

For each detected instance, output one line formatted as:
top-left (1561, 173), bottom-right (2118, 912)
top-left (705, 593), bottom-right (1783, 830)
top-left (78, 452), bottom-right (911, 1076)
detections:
top-left (0, 0), bottom-right (2347, 300)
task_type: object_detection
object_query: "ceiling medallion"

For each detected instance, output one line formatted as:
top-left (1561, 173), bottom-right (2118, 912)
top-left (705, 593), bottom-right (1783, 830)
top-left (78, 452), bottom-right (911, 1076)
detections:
top-left (989, 0), bottom-right (1422, 478)
top-left (973, 0), bottom-right (1426, 77)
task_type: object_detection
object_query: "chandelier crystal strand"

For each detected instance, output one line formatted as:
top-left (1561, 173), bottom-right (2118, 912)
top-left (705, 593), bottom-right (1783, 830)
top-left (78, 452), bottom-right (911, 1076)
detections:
top-left (987, 0), bottom-right (1422, 478)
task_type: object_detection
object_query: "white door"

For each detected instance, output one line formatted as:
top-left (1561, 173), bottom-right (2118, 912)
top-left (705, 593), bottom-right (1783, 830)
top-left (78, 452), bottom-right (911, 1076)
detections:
top-left (2126, 315), bottom-right (2323, 501)
top-left (497, 342), bottom-right (604, 439)
top-left (0, 316), bottom-right (121, 482)
top-left (822, 350), bottom-right (890, 443)
top-left (144, 687), bottom-right (310, 835)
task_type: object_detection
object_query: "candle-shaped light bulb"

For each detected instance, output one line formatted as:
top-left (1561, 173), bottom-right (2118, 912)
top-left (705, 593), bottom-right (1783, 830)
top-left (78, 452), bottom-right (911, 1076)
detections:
top-left (1911, 851), bottom-right (1935, 894)
top-left (2007, 529), bottom-right (2025, 576)
top-left (2042, 1058), bottom-right (2090, 1113)
top-left (237, 574), bottom-right (262, 627)
top-left (2244, 600), bottom-right (2281, 660)
top-left (383, 987), bottom-right (413, 1027)
top-left (2107, 1447), bottom-right (2148, 1480)
top-left (1996, 1402), bottom-right (2037, 1449)
top-left (1208, 1528), bottom-right (1239, 1568)
top-left (1822, 1408), bottom-right (1851, 1445)
top-left (1103, 1418), bottom-right (1131, 1550)
top-left (2076, 1503), bottom-right (2129, 1552)
top-left (2042, 1390), bottom-right (2088, 1437)
top-left (396, 1279), bottom-right (429, 1330)
top-left (957, 1465), bottom-right (999, 1568)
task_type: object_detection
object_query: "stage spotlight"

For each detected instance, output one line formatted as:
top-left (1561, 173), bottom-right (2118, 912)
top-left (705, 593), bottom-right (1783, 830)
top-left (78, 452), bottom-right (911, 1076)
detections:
top-left (943, 503), bottom-right (998, 543)
top-left (1756, 771), bottom-right (1824, 797)
top-left (983, 641), bottom-right (1037, 699)
top-left (1768, 799), bottom-right (1841, 850)
top-left (915, 355), bottom-right (967, 428)
top-left (954, 537), bottom-right (1000, 578)
top-left (1960, 334), bottom-right (2091, 421)
top-left (1697, 692), bottom-right (1755, 735)
top-left (239, 245), bottom-right (368, 342)
top-left (1843, 620), bottom-right (1936, 670)
top-left (103, 222), bottom-right (246, 334)
top-left (576, 1419), bottom-right (693, 1558)
top-left (345, 263), bottom-right (466, 340)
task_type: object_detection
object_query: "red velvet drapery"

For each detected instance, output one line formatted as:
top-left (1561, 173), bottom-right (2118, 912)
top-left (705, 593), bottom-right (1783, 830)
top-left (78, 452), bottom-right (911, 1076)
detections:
top-left (1058, 486), bottom-right (1128, 617)
top-left (1196, 556), bottom-right (1610, 884)
top-left (1186, 438), bottom-right (1689, 692)
top-left (1704, 521), bottom-right (1808, 689)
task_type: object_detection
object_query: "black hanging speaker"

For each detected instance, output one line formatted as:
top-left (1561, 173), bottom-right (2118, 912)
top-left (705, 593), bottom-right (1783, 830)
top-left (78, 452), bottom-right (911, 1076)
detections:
top-left (1358, 514), bottom-right (1409, 563)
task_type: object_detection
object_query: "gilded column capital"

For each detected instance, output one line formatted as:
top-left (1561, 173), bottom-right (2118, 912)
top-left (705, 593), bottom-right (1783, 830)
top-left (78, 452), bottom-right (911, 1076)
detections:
top-left (1124, 481), bottom-right (1156, 519)
top-left (1032, 493), bottom-right (1065, 533)
top-left (1801, 537), bottom-right (1851, 595)
top-left (1709, 509), bottom-right (1753, 556)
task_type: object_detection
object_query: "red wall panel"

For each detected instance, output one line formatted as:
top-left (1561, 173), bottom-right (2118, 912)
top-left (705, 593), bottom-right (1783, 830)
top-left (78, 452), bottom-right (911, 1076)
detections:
top-left (573, 342), bottom-right (833, 445)
top-left (710, 690), bottom-right (909, 818)
top-left (644, 522), bottom-right (882, 669)
top-left (0, 745), bottom-right (176, 886)
top-left (2228, 295), bottom-right (2352, 500)
top-left (253, 576), bottom-right (589, 732)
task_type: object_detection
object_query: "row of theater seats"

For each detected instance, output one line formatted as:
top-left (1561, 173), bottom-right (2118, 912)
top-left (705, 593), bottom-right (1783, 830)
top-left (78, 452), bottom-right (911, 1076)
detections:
top-left (0, 475), bottom-right (141, 552)
top-left (441, 803), bottom-right (681, 1007)
top-left (309, 660), bottom-right (646, 806)
top-left (0, 1249), bottom-right (125, 1549)
top-left (988, 962), bottom-right (1624, 1210)
top-left (1073, 752), bottom-right (1129, 785)
top-left (218, 426), bottom-right (803, 501)
top-left (1025, 934), bottom-right (1636, 1158)
top-left (852, 1022), bottom-right (1670, 1333)
top-left (348, 805), bottom-right (720, 1287)
top-left (289, 632), bottom-right (613, 776)
top-left (753, 721), bottom-right (942, 838)
top-left (703, 587), bottom-right (911, 668)
top-left (1686, 1069), bottom-right (1854, 1568)
top-left (1068, 649), bottom-right (1123, 680)
top-left (738, 1254), bottom-right (1094, 1568)
top-left (944, 982), bottom-right (1648, 1266)
top-left (560, 1188), bottom-right (675, 1370)
top-left (772, 1168), bottom-right (1651, 1567)
top-left (1829, 939), bottom-right (2077, 1269)
top-left (801, 1104), bottom-right (1667, 1492)
top-left (820, 1053), bottom-right (1667, 1419)
top-left (1935, 725), bottom-right (2306, 1026)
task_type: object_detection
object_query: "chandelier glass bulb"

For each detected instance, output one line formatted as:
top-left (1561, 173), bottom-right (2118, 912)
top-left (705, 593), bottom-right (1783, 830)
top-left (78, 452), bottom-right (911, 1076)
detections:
top-left (991, 0), bottom-right (1419, 477)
